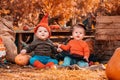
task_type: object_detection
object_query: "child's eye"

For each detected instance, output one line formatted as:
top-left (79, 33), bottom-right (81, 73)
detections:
top-left (44, 31), bottom-right (47, 32)
top-left (39, 31), bottom-right (42, 32)
top-left (79, 32), bottom-right (82, 34)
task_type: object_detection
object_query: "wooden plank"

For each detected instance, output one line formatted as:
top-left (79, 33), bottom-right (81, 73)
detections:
top-left (96, 16), bottom-right (120, 23)
top-left (52, 35), bottom-right (68, 38)
top-left (51, 35), bottom-right (94, 39)
top-left (96, 24), bottom-right (120, 29)
top-left (14, 29), bottom-right (93, 34)
top-left (95, 34), bottom-right (120, 40)
top-left (17, 33), bottom-right (23, 52)
top-left (14, 29), bottom-right (72, 33)
top-left (95, 29), bottom-right (120, 35)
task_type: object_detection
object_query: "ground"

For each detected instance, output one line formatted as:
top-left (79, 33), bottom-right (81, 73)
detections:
top-left (0, 63), bottom-right (108, 80)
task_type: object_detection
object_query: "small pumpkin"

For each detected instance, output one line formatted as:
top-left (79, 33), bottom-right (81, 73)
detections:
top-left (23, 25), bottom-right (30, 31)
top-left (106, 48), bottom-right (120, 80)
top-left (50, 25), bottom-right (60, 30)
top-left (15, 54), bottom-right (31, 66)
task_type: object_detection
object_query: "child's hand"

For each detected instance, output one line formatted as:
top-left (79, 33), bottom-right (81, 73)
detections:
top-left (54, 43), bottom-right (61, 47)
top-left (54, 43), bottom-right (62, 52)
top-left (20, 49), bottom-right (27, 55)
top-left (57, 47), bottom-right (63, 52)
top-left (53, 43), bottom-right (59, 46)
top-left (84, 56), bottom-right (89, 62)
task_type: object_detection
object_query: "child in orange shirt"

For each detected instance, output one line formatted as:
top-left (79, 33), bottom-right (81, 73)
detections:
top-left (57, 24), bottom-right (90, 67)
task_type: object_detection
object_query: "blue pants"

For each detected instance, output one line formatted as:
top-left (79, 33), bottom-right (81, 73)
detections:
top-left (62, 56), bottom-right (88, 67)
top-left (29, 55), bottom-right (58, 65)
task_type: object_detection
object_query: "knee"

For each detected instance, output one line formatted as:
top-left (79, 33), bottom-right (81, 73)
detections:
top-left (53, 59), bottom-right (58, 64)
top-left (29, 57), bottom-right (37, 65)
top-left (48, 59), bottom-right (58, 64)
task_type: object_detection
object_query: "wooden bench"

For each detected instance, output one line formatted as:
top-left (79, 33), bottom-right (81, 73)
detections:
top-left (15, 29), bottom-right (94, 52)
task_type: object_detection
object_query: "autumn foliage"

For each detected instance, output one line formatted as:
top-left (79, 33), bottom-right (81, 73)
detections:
top-left (0, 0), bottom-right (120, 28)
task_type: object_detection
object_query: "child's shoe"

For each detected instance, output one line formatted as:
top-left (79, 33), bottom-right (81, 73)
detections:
top-left (33, 60), bottom-right (45, 69)
top-left (45, 62), bottom-right (57, 70)
top-left (77, 61), bottom-right (89, 68)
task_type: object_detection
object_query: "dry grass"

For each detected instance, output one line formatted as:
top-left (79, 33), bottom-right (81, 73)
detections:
top-left (0, 64), bottom-right (108, 80)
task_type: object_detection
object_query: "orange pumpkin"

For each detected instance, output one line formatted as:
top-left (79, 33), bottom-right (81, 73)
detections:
top-left (50, 25), bottom-right (60, 30)
top-left (15, 54), bottom-right (31, 66)
top-left (106, 48), bottom-right (120, 80)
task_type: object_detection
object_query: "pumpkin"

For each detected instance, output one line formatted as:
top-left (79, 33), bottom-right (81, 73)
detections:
top-left (50, 25), bottom-right (60, 30)
top-left (15, 54), bottom-right (31, 66)
top-left (106, 48), bottom-right (120, 80)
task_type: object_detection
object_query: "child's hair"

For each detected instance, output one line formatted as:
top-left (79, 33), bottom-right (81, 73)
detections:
top-left (72, 23), bottom-right (86, 32)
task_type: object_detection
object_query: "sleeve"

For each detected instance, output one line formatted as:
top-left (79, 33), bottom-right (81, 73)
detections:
top-left (24, 40), bottom-right (37, 53)
top-left (83, 42), bottom-right (90, 59)
top-left (51, 43), bottom-right (58, 54)
top-left (60, 41), bottom-right (71, 51)
top-left (51, 46), bottom-right (58, 54)
top-left (48, 39), bottom-right (58, 54)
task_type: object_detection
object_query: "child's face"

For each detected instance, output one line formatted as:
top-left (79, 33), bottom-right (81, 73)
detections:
top-left (35, 27), bottom-right (49, 40)
top-left (72, 27), bottom-right (85, 40)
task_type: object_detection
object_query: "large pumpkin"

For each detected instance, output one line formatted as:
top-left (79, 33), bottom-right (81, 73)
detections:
top-left (106, 48), bottom-right (120, 80)
top-left (15, 54), bottom-right (31, 66)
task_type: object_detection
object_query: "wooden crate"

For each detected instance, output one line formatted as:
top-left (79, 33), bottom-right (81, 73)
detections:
top-left (95, 16), bottom-right (120, 40)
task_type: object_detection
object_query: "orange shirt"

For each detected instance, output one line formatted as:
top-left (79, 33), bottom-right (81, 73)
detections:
top-left (60, 40), bottom-right (90, 58)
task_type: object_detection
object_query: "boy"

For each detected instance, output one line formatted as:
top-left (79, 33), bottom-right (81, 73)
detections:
top-left (20, 14), bottom-right (58, 69)
top-left (57, 24), bottom-right (90, 67)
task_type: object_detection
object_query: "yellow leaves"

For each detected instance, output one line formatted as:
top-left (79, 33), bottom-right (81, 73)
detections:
top-left (10, 0), bottom-right (14, 3)
top-left (81, 0), bottom-right (100, 13)
top-left (41, 0), bottom-right (76, 25)
top-left (101, 0), bottom-right (120, 14)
